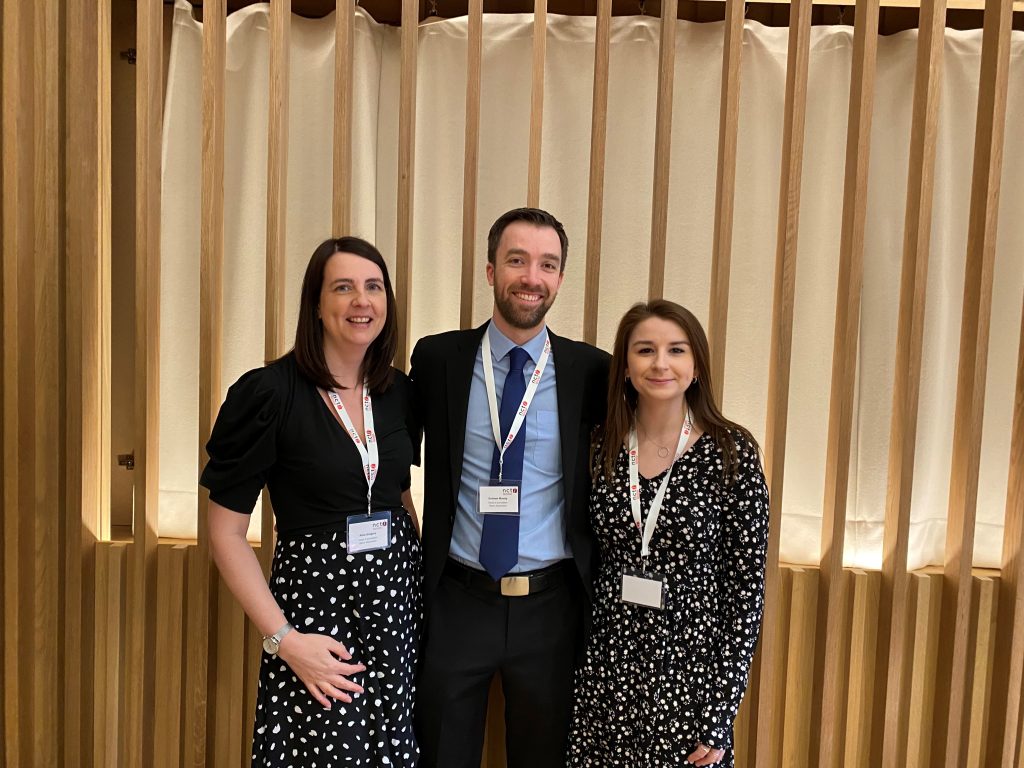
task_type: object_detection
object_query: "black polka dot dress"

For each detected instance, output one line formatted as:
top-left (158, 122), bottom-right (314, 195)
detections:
top-left (200, 354), bottom-right (422, 767)
top-left (567, 432), bottom-right (769, 767)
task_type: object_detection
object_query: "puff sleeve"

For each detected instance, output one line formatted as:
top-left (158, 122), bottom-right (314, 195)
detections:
top-left (199, 366), bottom-right (283, 514)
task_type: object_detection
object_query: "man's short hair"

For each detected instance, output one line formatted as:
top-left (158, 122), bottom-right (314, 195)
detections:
top-left (486, 207), bottom-right (569, 273)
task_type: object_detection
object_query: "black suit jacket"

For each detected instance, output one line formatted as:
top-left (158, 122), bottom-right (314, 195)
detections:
top-left (408, 322), bottom-right (611, 612)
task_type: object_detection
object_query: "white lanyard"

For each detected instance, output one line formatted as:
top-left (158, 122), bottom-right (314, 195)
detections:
top-left (628, 411), bottom-right (693, 558)
top-left (481, 328), bottom-right (552, 481)
top-left (328, 383), bottom-right (378, 514)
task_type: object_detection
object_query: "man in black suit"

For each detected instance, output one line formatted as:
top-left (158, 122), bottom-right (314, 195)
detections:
top-left (410, 208), bottom-right (610, 768)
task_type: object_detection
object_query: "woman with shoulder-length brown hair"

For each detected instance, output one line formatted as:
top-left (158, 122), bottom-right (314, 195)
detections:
top-left (567, 299), bottom-right (769, 768)
top-left (200, 236), bottom-right (422, 767)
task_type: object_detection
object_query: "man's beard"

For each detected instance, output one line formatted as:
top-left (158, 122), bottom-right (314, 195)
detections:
top-left (494, 285), bottom-right (554, 330)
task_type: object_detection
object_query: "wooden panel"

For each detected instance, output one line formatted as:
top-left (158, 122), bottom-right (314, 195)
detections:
top-left (153, 546), bottom-right (187, 768)
top-left (582, 0), bottom-right (611, 346)
top-left (843, 571), bottom-right (880, 768)
top-left (965, 576), bottom-right (997, 768)
top-left (332, 0), bottom-right (355, 234)
top-left (31, 2), bottom-right (62, 763)
top-left (753, 0), bottom-right (812, 763)
top-left (125, 0), bottom-right (163, 763)
top-left (64, 0), bottom-right (112, 764)
top-left (989, 297), bottom-right (1024, 766)
top-left (526, 0), bottom-right (547, 208)
top-left (781, 567), bottom-right (818, 767)
top-left (873, 1), bottom-right (945, 765)
top-left (212, 575), bottom-right (247, 766)
top-left (706, 0), bottom-right (744, 399)
top-left (460, 0), bottom-right (483, 329)
top-left (93, 544), bottom-right (127, 766)
top-left (394, 0), bottom-right (417, 366)
top-left (811, 1), bottom-right (879, 764)
top-left (932, 0), bottom-right (1014, 763)
top-left (646, 0), bottom-right (677, 299)
top-left (905, 573), bottom-right (942, 768)
top-left (2, 3), bottom-right (34, 761)
top-left (187, 0), bottom-right (225, 764)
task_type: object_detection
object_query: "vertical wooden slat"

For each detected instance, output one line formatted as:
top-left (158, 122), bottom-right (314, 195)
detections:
top-left (212, 575), bottom-right (246, 767)
top-left (988, 297), bottom-right (1024, 766)
top-left (581, 0), bottom-right (611, 346)
top-left (125, 0), bottom-right (163, 763)
top-left (195, 0), bottom-right (228, 765)
top-left (93, 544), bottom-right (127, 766)
top-left (460, 0), bottom-right (483, 330)
top-left (932, 0), bottom-right (1013, 763)
top-left (844, 571), bottom-right (880, 768)
top-left (753, 0), bottom-right (812, 764)
top-left (2, 3), bottom-right (34, 761)
top-left (906, 573), bottom-right (942, 768)
top-left (966, 576), bottom-right (997, 768)
top-left (154, 546), bottom-right (187, 768)
top-left (646, 0), bottom-right (677, 300)
top-left (706, 0), bottom-right (744, 399)
top-left (31, 1), bottom-right (62, 763)
top-left (65, 0), bottom-right (111, 764)
top-left (873, 1), bottom-right (946, 765)
top-left (526, 0), bottom-right (547, 208)
top-left (811, 1), bottom-right (879, 764)
top-left (394, 0), bottom-right (417, 366)
top-left (781, 567), bottom-right (818, 767)
top-left (188, 1), bottom-right (225, 764)
top-left (332, 0), bottom-right (355, 235)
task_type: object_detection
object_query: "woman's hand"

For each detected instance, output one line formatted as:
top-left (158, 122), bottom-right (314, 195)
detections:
top-left (687, 743), bottom-right (725, 766)
top-left (277, 631), bottom-right (366, 709)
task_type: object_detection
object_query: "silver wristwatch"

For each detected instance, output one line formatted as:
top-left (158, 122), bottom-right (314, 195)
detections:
top-left (262, 622), bottom-right (294, 656)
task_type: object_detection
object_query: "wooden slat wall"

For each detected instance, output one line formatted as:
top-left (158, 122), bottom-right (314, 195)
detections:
top-left (395, 0), bottom-right (418, 365)
top-left (753, 0), bottom-right (812, 764)
top-left (932, 0), bottom-right (1013, 763)
top-left (461, 0), bottom-right (484, 328)
top-left (810, 0), bottom-right (879, 764)
top-left (989, 296), bottom-right (1024, 766)
top-left (4, 2), bottom-right (1024, 766)
top-left (582, 0), bottom-right (611, 346)
top-left (873, 1), bottom-right (945, 765)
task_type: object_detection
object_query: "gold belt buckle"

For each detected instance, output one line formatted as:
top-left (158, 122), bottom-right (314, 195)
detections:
top-left (500, 575), bottom-right (530, 597)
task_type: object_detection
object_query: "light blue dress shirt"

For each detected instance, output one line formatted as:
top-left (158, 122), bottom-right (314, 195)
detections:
top-left (450, 321), bottom-right (571, 572)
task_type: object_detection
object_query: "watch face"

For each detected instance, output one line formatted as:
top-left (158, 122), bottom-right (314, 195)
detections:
top-left (262, 636), bottom-right (279, 655)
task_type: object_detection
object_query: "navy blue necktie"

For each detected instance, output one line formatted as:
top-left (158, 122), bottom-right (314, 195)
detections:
top-left (479, 346), bottom-right (530, 580)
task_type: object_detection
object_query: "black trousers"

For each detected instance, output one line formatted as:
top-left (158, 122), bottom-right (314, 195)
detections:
top-left (415, 562), bottom-right (583, 768)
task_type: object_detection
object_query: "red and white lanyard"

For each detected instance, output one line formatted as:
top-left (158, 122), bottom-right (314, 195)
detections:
top-left (628, 410), bottom-right (693, 558)
top-left (481, 328), bottom-right (552, 482)
top-left (328, 383), bottom-right (378, 514)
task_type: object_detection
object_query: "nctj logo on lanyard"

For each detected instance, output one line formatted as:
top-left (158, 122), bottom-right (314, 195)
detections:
top-left (481, 329), bottom-right (552, 482)
top-left (328, 384), bottom-right (378, 514)
top-left (628, 410), bottom-right (693, 559)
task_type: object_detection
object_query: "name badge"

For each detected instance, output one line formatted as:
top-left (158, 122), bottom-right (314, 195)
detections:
top-left (346, 510), bottom-right (392, 554)
top-left (478, 480), bottom-right (520, 516)
top-left (620, 570), bottom-right (667, 610)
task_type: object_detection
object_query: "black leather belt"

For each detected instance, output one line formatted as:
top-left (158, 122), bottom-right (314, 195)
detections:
top-left (444, 558), bottom-right (568, 597)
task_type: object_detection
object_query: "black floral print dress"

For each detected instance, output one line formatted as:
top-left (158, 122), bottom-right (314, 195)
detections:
top-left (568, 431), bottom-right (769, 767)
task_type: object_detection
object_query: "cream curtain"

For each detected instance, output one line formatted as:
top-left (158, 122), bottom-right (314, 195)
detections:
top-left (160, 0), bottom-right (1024, 570)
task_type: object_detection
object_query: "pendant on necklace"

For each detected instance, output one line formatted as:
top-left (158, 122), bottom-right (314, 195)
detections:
top-left (657, 446), bottom-right (669, 459)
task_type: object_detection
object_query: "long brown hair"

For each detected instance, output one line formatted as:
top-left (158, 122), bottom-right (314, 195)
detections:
top-left (595, 299), bottom-right (757, 482)
top-left (288, 237), bottom-right (397, 394)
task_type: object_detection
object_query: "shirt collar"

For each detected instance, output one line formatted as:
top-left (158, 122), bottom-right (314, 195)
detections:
top-left (486, 320), bottom-right (548, 365)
